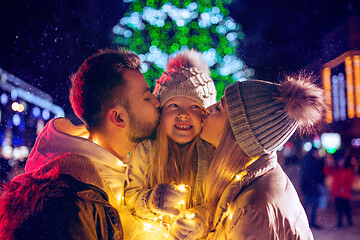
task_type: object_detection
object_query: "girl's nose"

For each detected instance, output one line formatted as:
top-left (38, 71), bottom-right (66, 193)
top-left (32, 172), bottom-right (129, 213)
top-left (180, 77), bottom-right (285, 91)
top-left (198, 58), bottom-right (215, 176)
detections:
top-left (177, 110), bottom-right (190, 120)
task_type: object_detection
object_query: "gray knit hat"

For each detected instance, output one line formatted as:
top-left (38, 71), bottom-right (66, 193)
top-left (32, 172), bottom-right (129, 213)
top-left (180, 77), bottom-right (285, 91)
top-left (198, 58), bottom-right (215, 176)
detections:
top-left (153, 49), bottom-right (217, 108)
top-left (224, 77), bottom-right (326, 158)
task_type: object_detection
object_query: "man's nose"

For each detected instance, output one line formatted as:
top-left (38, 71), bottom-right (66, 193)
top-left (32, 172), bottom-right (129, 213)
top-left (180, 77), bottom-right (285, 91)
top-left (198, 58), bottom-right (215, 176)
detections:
top-left (152, 95), bottom-right (160, 108)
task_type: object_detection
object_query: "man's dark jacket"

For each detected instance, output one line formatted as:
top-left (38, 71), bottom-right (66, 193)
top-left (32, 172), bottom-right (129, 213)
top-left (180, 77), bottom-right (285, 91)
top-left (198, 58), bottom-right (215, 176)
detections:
top-left (0, 118), bottom-right (128, 239)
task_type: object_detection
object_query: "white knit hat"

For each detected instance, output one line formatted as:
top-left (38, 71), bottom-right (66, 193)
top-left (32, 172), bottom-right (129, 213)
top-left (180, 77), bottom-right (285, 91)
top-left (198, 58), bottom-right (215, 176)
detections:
top-left (224, 77), bottom-right (326, 158)
top-left (153, 49), bottom-right (217, 108)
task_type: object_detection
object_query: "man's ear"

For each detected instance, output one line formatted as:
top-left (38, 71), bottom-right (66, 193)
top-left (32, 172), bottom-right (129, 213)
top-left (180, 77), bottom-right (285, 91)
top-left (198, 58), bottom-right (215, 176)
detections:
top-left (107, 106), bottom-right (129, 128)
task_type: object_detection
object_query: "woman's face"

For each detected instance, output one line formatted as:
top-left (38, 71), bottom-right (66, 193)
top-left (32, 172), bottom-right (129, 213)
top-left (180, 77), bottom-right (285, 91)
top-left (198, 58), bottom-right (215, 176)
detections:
top-left (161, 96), bottom-right (205, 144)
top-left (200, 98), bottom-right (228, 147)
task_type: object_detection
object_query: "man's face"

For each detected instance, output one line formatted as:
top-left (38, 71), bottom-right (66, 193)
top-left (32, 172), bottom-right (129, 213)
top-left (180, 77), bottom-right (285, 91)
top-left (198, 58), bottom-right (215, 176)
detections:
top-left (122, 69), bottom-right (160, 143)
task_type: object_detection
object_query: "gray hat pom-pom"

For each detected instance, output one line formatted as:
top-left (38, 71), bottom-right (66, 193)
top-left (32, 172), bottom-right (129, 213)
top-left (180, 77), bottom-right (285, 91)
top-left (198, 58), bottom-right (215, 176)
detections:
top-left (279, 75), bottom-right (327, 129)
top-left (166, 49), bottom-right (211, 77)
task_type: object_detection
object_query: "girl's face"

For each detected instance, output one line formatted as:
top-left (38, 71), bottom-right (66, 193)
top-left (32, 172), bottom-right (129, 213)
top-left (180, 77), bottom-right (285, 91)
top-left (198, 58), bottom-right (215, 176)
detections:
top-left (161, 96), bottom-right (205, 144)
top-left (200, 98), bottom-right (228, 147)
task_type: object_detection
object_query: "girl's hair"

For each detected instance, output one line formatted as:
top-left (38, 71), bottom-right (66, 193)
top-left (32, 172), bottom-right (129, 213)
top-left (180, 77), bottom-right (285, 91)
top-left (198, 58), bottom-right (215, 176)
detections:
top-left (203, 121), bottom-right (251, 228)
top-left (147, 118), bottom-right (198, 207)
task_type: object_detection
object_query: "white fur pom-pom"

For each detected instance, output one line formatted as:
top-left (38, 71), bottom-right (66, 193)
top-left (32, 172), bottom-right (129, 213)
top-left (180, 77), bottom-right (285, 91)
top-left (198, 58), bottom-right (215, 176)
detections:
top-left (279, 75), bottom-right (327, 129)
top-left (166, 49), bottom-right (211, 77)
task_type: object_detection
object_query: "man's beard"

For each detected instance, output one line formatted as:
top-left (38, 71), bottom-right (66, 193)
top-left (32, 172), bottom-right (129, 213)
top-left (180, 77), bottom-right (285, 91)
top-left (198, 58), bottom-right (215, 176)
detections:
top-left (127, 111), bottom-right (159, 143)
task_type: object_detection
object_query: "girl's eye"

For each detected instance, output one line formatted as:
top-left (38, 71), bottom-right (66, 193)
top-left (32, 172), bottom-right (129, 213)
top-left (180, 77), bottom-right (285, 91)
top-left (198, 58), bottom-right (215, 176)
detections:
top-left (168, 103), bottom-right (178, 108)
top-left (192, 105), bottom-right (201, 109)
top-left (144, 98), bottom-right (151, 101)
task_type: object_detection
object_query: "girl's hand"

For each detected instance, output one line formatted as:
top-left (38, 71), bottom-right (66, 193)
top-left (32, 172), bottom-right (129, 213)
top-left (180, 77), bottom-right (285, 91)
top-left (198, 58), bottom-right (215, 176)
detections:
top-left (170, 210), bottom-right (205, 240)
top-left (148, 183), bottom-right (187, 215)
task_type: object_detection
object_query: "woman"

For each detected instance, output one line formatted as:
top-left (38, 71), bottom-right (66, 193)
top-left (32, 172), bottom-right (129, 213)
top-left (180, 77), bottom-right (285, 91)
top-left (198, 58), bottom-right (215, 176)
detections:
top-left (200, 77), bottom-right (326, 239)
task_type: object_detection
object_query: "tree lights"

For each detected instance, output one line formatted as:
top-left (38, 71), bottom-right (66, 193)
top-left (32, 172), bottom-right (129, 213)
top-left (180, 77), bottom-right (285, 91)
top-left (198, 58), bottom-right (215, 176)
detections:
top-left (113, 1), bottom-right (254, 98)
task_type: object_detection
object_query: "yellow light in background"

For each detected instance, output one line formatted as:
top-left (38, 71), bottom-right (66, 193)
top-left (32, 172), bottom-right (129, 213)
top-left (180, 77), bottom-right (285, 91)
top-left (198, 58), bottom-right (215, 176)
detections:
top-left (353, 55), bottom-right (360, 117)
top-left (345, 57), bottom-right (355, 119)
top-left (322, 67), bottom-right (333, 123)
top-left (11, 102), bottom-right (25, 112)
top-left (18, 103), bottom-right (24, 112)
top-left (11, 102), bottom-right (19, 111)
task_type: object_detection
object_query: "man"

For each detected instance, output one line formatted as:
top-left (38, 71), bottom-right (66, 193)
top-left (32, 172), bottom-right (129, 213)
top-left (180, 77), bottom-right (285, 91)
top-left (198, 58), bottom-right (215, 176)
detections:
top-left (0, 49), bottom-right (160, 239)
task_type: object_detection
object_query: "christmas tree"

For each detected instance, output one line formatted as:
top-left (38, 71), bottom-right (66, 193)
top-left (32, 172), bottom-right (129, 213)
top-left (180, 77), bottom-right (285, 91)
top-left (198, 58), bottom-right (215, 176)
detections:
top-left (112, 0), bottom-right (253, 98)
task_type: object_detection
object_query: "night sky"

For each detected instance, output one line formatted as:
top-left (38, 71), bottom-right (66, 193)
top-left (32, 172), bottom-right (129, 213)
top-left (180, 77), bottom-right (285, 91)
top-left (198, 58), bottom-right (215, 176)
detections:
top-left (0, 0), bottom-right (359, 117)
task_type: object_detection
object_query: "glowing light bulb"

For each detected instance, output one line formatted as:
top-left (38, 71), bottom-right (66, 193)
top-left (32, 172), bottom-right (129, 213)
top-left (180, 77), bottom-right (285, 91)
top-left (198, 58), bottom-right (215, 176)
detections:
top-left (177, 184), bottom-right (188, 192)
top-left (185, 211), bottom-right (195, 219)
top-left (117, 193), bottom-right (122, 201)
top-left (228, 211), bottom-right (233, 220)
top-left (143, 222), bottom-right (154, 231)
top-left (117, 160), bottom-right (125, 166)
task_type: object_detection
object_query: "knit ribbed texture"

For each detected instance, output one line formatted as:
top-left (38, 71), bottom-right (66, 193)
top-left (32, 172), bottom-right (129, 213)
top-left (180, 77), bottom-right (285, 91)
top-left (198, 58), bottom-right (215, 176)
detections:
top-left (154, 67), bottom-right (217, 108)
top-left (225, 80), bottom-right (298, 158)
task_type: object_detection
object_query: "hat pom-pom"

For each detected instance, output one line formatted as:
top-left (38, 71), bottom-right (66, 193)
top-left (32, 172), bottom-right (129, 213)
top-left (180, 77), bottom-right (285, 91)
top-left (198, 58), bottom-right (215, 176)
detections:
top-left (279, 74), bottom-right (327, 130)
top-left (166, 49), bottom-right (211, 77)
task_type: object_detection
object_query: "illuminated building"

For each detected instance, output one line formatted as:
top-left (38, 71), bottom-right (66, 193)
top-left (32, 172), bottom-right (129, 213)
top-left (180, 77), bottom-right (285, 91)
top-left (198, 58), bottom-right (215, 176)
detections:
top-left (319, 15), bottom-right (360, 156)
top-left (0, 67), bottom-right (64, 181)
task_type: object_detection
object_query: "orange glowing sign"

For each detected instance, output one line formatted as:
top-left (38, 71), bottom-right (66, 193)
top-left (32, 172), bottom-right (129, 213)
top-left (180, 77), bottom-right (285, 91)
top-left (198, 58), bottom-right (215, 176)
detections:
top-left (322, 67), bottom-right (332, 123)
top-left (353, 55), bottom-right (360, 118)
top-left (345, 57), bottom-right (355, 119)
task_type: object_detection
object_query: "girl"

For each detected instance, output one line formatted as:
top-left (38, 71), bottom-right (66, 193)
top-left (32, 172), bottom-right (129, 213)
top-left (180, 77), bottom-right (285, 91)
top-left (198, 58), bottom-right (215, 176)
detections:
top-left (200, 76), bottom-right (326, 239)
top-left (123, 50), bottom-right (216, 239)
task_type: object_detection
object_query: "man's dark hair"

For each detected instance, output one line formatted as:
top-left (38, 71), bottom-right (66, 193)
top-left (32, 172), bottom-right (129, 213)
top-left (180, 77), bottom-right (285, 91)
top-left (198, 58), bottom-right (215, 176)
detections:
top-left (69, 48), bottom-right (141, 130)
